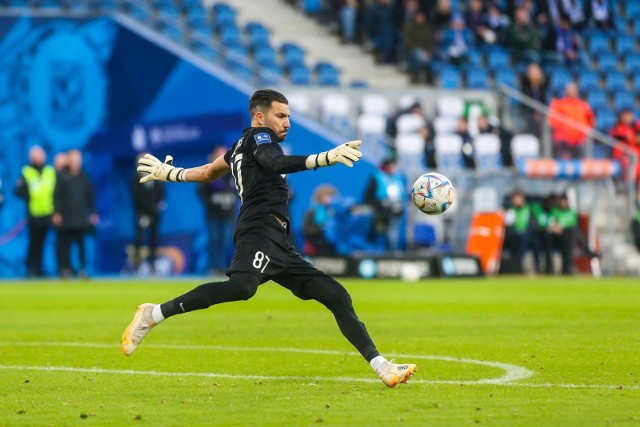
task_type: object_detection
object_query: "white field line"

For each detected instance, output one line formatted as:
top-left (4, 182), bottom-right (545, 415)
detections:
top-left (2, 341), bottom-right (638, 390)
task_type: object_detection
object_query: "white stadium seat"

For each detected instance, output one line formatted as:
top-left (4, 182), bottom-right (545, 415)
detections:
top-left (359, 93), bottom-right (390, 117)
top-left (436, 95), bottom-right (465, 118)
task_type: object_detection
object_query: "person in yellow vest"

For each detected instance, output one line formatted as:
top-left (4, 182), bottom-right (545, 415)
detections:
top-left (15, 145), bottom-right (56, 277)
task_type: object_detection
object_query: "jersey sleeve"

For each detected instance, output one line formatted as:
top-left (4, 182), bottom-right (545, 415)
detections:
top-left (249, 128), bottom-right (309, 174)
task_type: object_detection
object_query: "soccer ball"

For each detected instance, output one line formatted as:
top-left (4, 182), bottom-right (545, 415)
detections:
top-left (411, 172), bottom-right (455, 215)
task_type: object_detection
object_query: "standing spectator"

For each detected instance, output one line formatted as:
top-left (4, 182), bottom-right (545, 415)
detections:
top-left (302, 184), bottom-right (339, 256)
top-left (503, 188), bottom-right (535, 273)
top-left (531, 193), bottom-right (555, 274)
top-left (548, 82), bottom-right (595, 159)
top-left (484, 2), bottom-right (511, 45)
top-left (15, 145), bottom-right (56, 277)
top-left (52, 150), bottom-right (99, 278)
top-left (198, 146), bottom-right (238, 276)
top-left (632, 207), bottom-right (640, 252)
top-left (363, 158), bottom-right (406, 251)
top-left (430, 0), bottom-right (453, 31)
top-left (131, 153), bottom-right (165, 275)
top-left (402, 10), bottom-right (436, 83)
top-left (446, 15), bottom-right (470, 65)
top-left (465, 0), bottom-right (490, 44)
top-left (609, 109), bottom-right (640, 185)
top-left (551, 15), bottom-right (584, 66)
top-left (520, 63), bottom-right (549, 138)
top-left (338, 0), bottom-right (360, 44)
top-left (367, 0), bottom-right (399, 63)
top-left (548, 193), bottom-right (578, 275)
top-left (508, 6), bottom-right (543, 62)
top-left (456, 117), bottom-right (475, 168)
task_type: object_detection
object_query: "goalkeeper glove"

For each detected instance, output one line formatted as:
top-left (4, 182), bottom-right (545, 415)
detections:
top-left (137, 154), bottom-right (186, 183)
top-left (305, 140), bottom-right (363, 169)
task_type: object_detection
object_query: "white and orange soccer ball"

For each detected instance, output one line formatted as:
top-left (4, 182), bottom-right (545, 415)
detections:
top-left (411, 172), bottom-right (455, 215)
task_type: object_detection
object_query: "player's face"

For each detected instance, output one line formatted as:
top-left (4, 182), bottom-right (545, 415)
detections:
top-left (263, 102), bottom-right (291, 141)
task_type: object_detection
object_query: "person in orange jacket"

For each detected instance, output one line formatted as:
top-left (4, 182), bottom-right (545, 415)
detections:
top-left (548, 82), bottom-right (595, 159)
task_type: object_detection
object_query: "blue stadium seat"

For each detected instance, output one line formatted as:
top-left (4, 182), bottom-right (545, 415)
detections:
top-left (219, 25), bottom-right (242, 47)
top-left (438, 67), bottom-right (462, 89)
top-left (317, 67), bottom-right (340, 86)
top-left (195, 44), bottom-right (219, 62)
top-left (596, 109), bottom-right (616, 131)
top-left (281, 43), bottom-right (306, 68)
top-left (579, 71), bottom-right (601, 92)
top-left (604, 72), bottom-right (627, 92)
top-left (350, 80), bottom-right (370, 88)
top-left (158, 5), bottom-right (182, 24)
top-left (467, 49), bottom-right (484, 68)
top-left (246, 22), bottom-right (270, 48)
top-left (614, 35), bottom-right (637, 57)
top-left (613, 92), bottom-right (636, 110)
top-left (588, 32), bottom-right (610, 56)
top-left (486, 48), bottom-right (511, 70)
top-left (625, 55), bottom-right (640, 75)
top-left (257, 63), bottom-right (284, 85)
top-left (302, 0), bottom-right (322, 13)
top-left (289, 65), bottom-right (311, 85)
top-left (632, 74), bottom-right (640, 94)
top-left (597, 53), bottom-right (619, 73)
top-left (631, 19), bottom-right (640, 36)
top-left (254, 45), bottom-right (277, 66)
top-left (626, 2), bottom-right (640, 19)
top-left (549, 68), bottom-right (572, 95)
top-left (224, 59), bottom-right (254, 81)
top-left (414, 223), bottom-right (437, 248)
top-left (467, 69), bottom-right (490, 89)
top-left (586, 90), bottom-right (609, 111)
top-left (129, 5), bottom-right (152, 24)
top-left (187, 6), bottom-right (208, 25)
top-left (161, 24), bottom-right (184, 43)
top-left (494, 69), bottom-right (518, 88)
top-left (212, 4), bottom-right (237, 27)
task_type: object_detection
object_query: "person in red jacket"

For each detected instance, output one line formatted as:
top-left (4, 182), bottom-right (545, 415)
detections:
top-left (548, 82), bottom-right (595, 159)
top-left (609, 109), bottom-right (640, 183)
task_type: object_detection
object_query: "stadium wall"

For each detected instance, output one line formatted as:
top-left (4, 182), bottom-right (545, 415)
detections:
top-left (0, 14), bottom-right (378, 277)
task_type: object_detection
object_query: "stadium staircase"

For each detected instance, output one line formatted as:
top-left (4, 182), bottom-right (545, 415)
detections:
top-left (206, 0), bottom-right (409, 88)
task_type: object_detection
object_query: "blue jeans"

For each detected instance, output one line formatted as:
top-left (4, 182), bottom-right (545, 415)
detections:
top-left (206, 216), bottom-right (234, 272)
top-left (340, 5), bottom-right (356, 41)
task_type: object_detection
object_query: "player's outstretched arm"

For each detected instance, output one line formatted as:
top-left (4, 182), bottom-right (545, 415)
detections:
top-left (305, 140), bottom-right (362, 169)
top-left (137, 153), bottom-right (230, 183)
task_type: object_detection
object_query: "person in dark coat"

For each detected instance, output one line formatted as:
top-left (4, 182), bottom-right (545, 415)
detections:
top-left (132, 153), bottom-right (165, 274)
top-left (52, 150), bottom-right (99, 278)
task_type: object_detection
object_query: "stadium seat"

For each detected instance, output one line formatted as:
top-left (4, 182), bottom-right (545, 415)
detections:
top-left (467, 49), bottom-right (484, 68)
top-left (587, 32), bottom-right (610, 56)
top-left (219, 25), bottom-right (242, 47)
top-left (472, 186), bottom-right (500, 212)
top-left (161, 24), bottom-right (184, 44)
top-left (467, 69), bottom-right (490, 89)
top-left (195, 43), bottom-right (219, 62)
top-left (625, 55), bottom-right (640, 75)
top-left (246, 24), bottom-right (270, 49)
top-left (604, 72), bottom-right (627, 92)
top-left (395, 113), bottom-right (426, 135)
top-left (549, 69), bottom-right (572, 95)
top-left (289, 64), bottom-right (311, 85)
top-left (486, 48), bottom-right (511, 71)
top-left (473, 133), bottom-right (503, 171)
top-left (438, 68), bottom-right (462, 89)
top-left (434, 134), bottom-right (464, 171)
top-left (433, 116), bottom-right (458, 134)
top-left (359, 93), bottom-right (390, 117)
top-left (187, 7), bottom-right (208, 26)
top-left (349, 80), bottom-right (370, 88)
top-left (212, 3), bottom-right (237, 27)
top-left (357, 114), bottom-right (391, 165)
top-left (632, 74), bottom-right (640, 94)
top-left (257, 63), bottom-right (284, 85)
top-left (254, 45), bottom-right (277, 66)
top-left (286, 92), bottom-right (311, 115)
top-left (597, 53), bottom-right (619, 73)
top-left (302, 0), bottom-right (322, 13)
top-left (320, 93), bottom-right (353, 136)
top-left (614, 35), bottom-right (637, 57)
top-left (436, 95), bottom-right (465, 118)
top-left (586, 90), bottom-right (609, 111)
top-left (494, 69), bottom-right (518, 88)
top-left (613, 92), bottom-right (636, 110)
top-left (224, 59), bottom-right (253, 81)
top-left (596, 109), bottom-right (616, 131)
top-left (158, 5), bottom-right (182, 24)
top-left (129, 4), bottom-right (152, 24)
top-left (413, 222), bottom-right (437, 247)
top-left (579, 71), bottom-right (601, 92)
top-left (281, 42), bottom-right (306, 68)
top-left (315, 63), bottom-right (341, 86)
top-left (510, 134), bottom-right (540, 163)
top-left (395, 134), bottom-right (426, 178)
top-left (625, 2), bottom-right (640, 19)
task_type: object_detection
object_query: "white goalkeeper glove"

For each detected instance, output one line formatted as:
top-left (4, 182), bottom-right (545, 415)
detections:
top-left (305, 140), bottom-right (363, 169)
top-left (137, 154), bottom-right (186, 183)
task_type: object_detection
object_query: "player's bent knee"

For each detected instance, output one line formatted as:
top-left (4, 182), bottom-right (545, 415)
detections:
top-left (228, 272), bottom-right (260, 301)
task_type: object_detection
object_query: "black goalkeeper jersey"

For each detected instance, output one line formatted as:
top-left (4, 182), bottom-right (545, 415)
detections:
top-left (224, 127), bottom-right (308, 234)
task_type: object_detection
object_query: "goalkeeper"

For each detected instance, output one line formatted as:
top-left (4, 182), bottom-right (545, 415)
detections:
top-left (122, 89), bottom-right (416, 387)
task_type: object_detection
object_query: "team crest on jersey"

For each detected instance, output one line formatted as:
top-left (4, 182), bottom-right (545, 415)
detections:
top-left (254, 132), bottom-right (272, 145)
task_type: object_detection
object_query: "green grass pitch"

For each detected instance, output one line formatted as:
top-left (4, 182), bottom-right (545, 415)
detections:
top-left (0, 276), bottom-right (638, 426)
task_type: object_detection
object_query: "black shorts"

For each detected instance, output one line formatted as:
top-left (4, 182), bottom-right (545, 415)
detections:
top-left (227, 214), bottom-right (326, 299)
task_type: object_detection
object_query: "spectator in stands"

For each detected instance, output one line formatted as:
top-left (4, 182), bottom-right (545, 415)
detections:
top-left (519, 62), bottom-right (548, 138)
top-left (402, 10), bottom-right (436, 83)
top-left (52, 150), bottom-right (99, 278)
top-left (609, 109), bottom-right (640, 185)
top-left (551, 15), bottom-right (585, 66)
top-left (446, 15), bottom-right (470, 65)
top-left (544, 0), bottom-right (585, 29)
top-left (465, 0), bottom-right (492, 45)
top-left (131, 153), bottom-right (165, 275)
top-left (363, 158), bottom-right (406, 251)
top-left (476, 114), bottom-right (514, 166)
top-left (508, 6), bottom-right (543, 62)
top-left (584, 0), bottom-right (612, 30)
top-left (302, 184), bottom-right (339, 256)
top-left (504, 188), bottom-right (536, 273)
top-left (15, 145), bottom-right (56, 278)
top-left (548, 82), bottom-right (595, 159)
top-left (430, 0), bottom-right (454, 31)
top-left (548, 193), bottom-right (578, 275)
top-left (337, 0), bottom-right (361, 44)
top-left (632, 207), bottom-right (640, 252)
top-left (484, 2), bottom-right (511, 45)
top-left (456, 117), bottom-right (475, 168)
top-left (367, 0), bottom-right (400, 63)
top-left (198, 147), bottom-right (238, 276)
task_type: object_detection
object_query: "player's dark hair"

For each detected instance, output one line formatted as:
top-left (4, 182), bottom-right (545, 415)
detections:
top-left (249, 89), bottom-right (288, 116)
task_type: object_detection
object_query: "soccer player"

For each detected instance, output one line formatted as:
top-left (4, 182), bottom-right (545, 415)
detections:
top-left (122, 89), bottom-right (417, 387)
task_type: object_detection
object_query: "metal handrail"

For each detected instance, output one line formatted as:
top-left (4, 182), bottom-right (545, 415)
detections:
top-left (497, 82), bottom-right (638, 220)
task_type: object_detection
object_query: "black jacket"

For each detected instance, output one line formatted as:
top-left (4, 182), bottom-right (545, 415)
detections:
top-left (54, 170), bottom-right (96, 230)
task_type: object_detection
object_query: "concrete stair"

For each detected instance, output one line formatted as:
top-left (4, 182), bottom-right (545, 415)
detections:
top-left (211, 0), bottom-right (410, 88)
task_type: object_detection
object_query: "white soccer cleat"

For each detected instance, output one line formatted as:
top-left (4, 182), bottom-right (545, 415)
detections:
top-left (121, 303), bottom-right (157, 356)
top-left (377, 361), bottom-right (417, 388)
